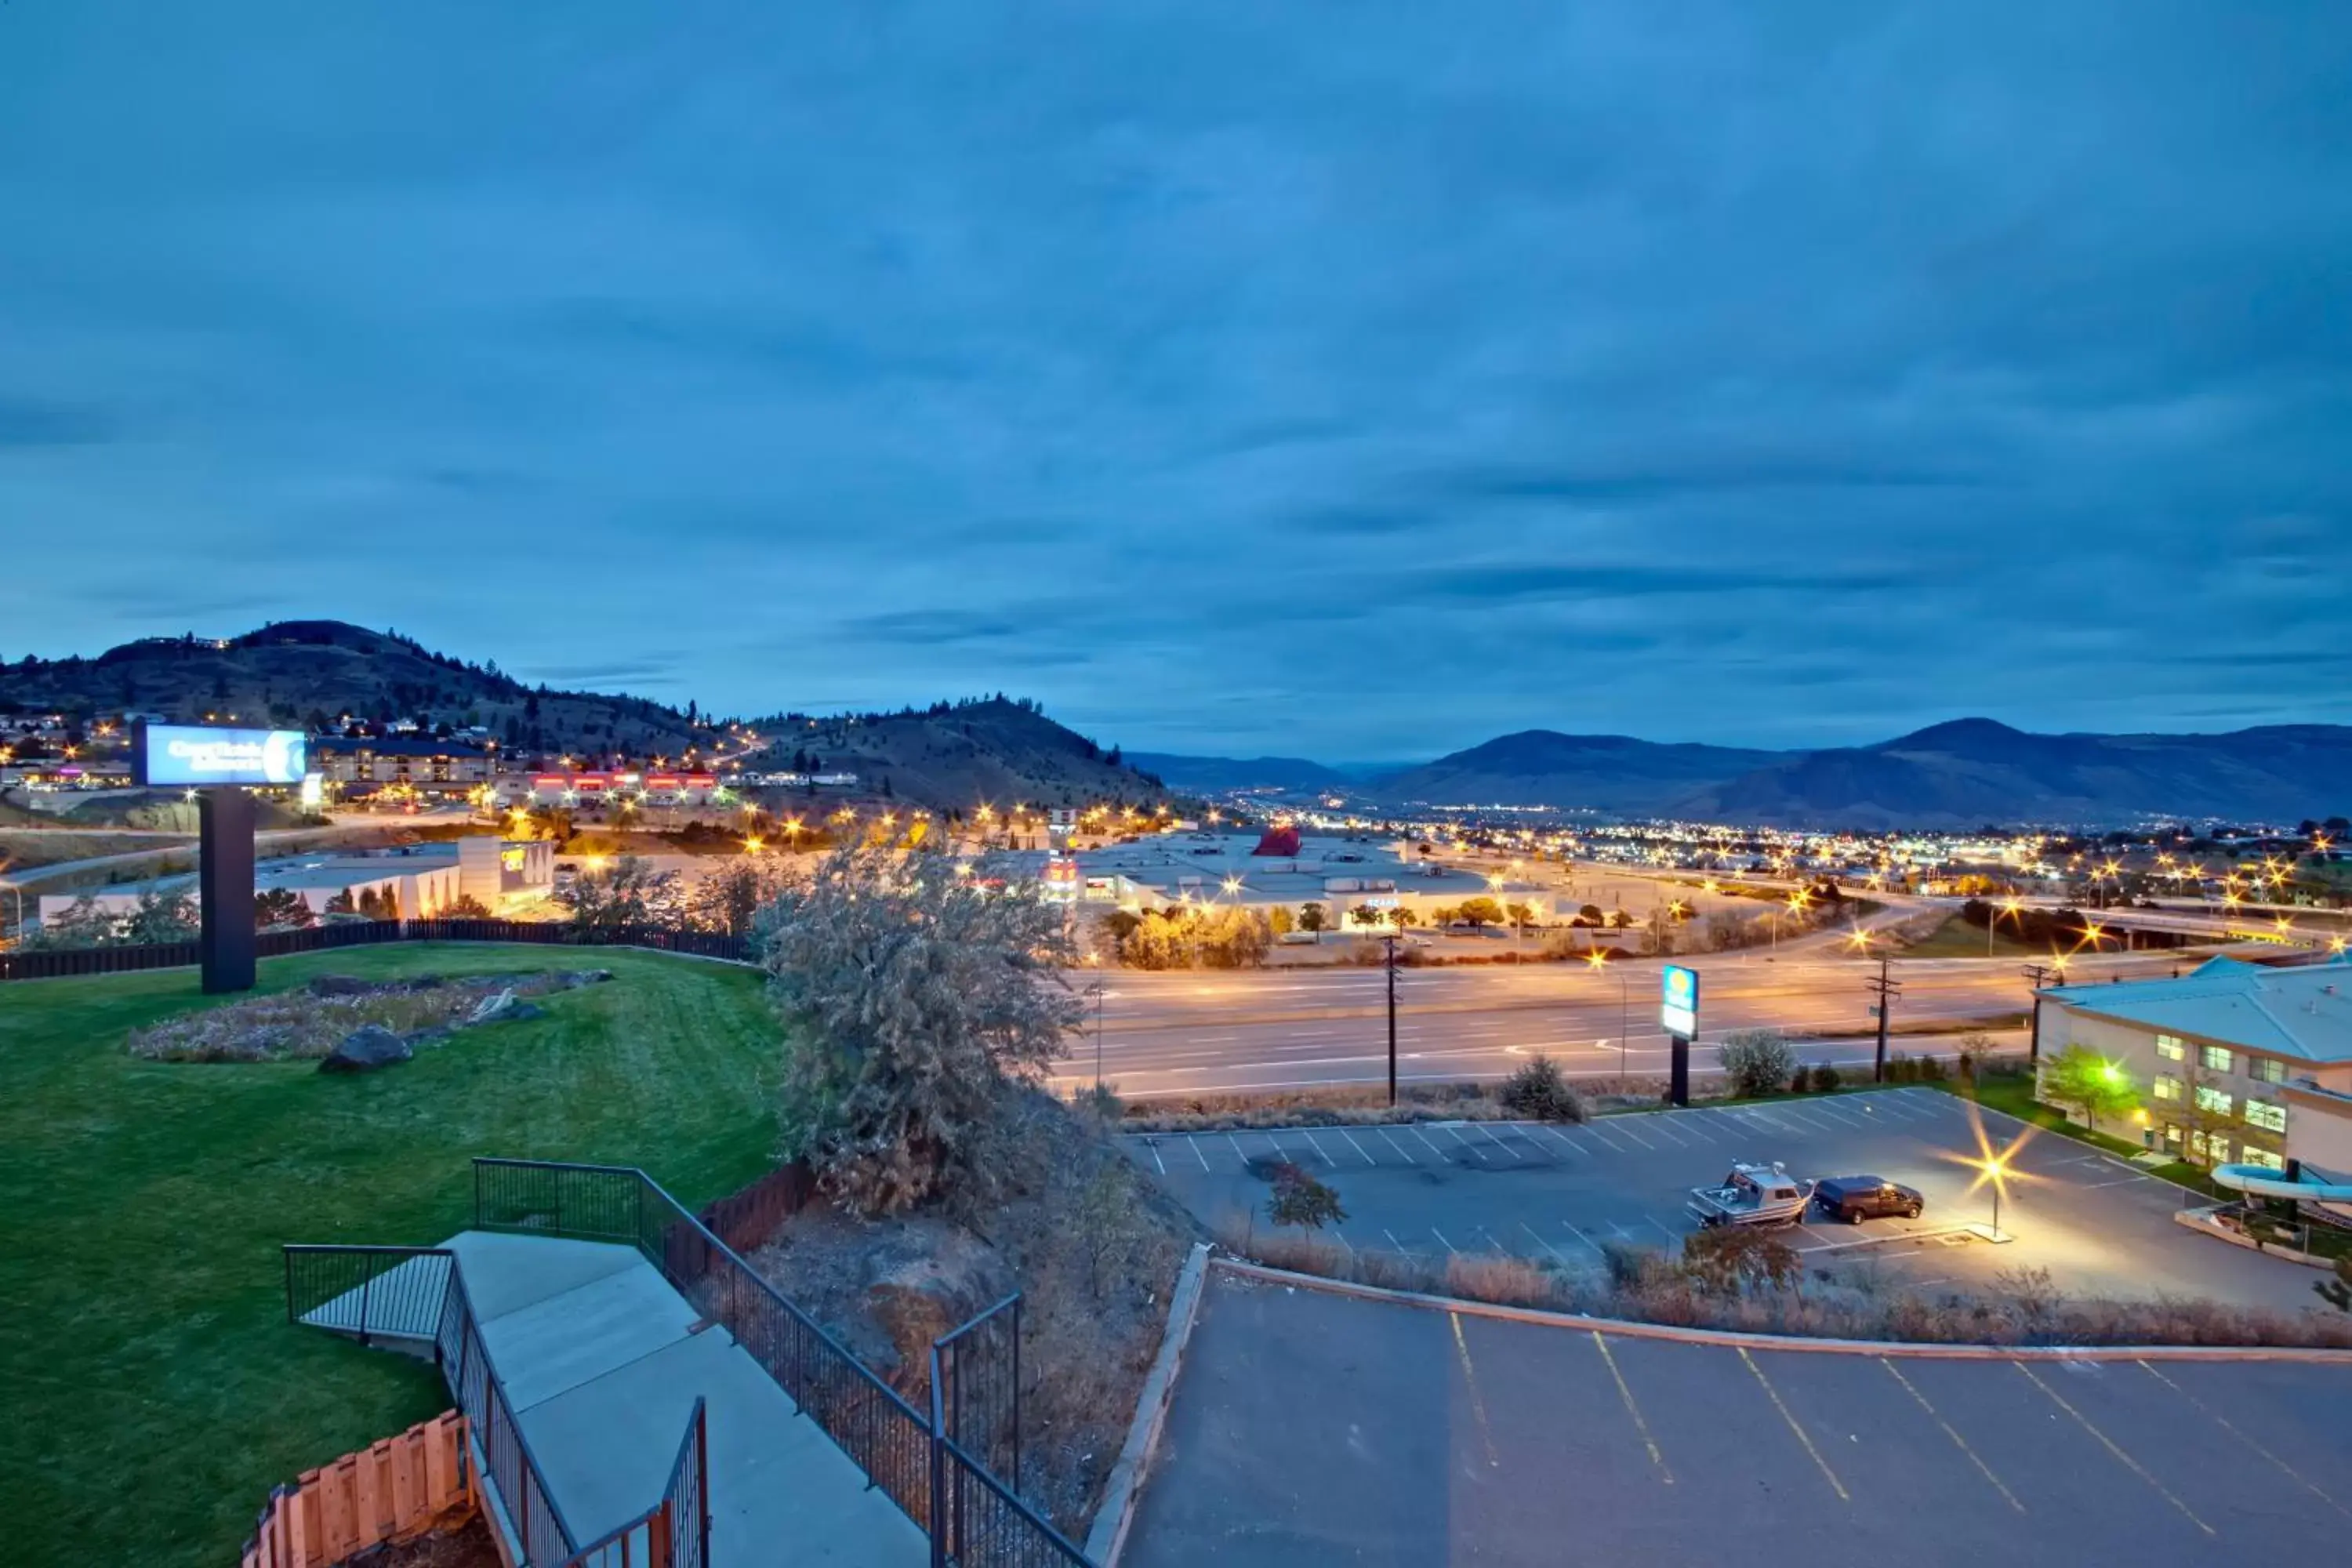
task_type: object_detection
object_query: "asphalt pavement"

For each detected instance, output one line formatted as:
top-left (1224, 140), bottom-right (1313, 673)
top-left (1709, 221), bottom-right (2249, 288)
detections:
top-left (1121, 1087), bottom-right (2325, 1310)
top-left (1123, 1269), bottom-right (2352, 1568)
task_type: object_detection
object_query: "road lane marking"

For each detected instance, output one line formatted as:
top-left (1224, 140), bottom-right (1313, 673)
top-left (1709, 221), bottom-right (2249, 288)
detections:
top-left (1740, 1348), bottom-right (1849, 1502)
top-left (1450, 1314), bottom-right (1501, 1469)
top-left (1592, 1334), bottom-right (1671, 1483)
top-left (2084, 1175), bottom-right (2147, 1189)
top-left (1878, 1359), bottom-right (2024, 1512)
top-left (2137, 1359), bottom-right (2350, 1519)
top-left (2013, 1363), bottom-right (2213, 1536)
top-left (1336, 1128), bottom-right (1379, 1166)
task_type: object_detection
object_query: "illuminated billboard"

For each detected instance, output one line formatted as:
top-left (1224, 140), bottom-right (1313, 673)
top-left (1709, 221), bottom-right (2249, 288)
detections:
top-left (136, 724), bottom-right (308, 787)
top-left (1661, 964), bottom-right (1700, 1037)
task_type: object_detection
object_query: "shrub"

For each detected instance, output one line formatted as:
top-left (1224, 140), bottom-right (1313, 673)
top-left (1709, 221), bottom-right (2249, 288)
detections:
top-left (1680, 1227), bottom-right (1802, 1297)
top-left (1719, 1029), bottom-right (1798, 1098)
top-left (1498, 1054), bottom-right (1586, 1122)
top-left (1266, 1163), bottom-right (1347, 1230)
top-left (1808, 1063), bottom-right (1842, 1093)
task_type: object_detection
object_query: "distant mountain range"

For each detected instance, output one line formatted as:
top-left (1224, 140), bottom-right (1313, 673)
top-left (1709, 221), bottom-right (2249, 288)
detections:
top-left (1123, 753), bottom-right (1363, 794)
top-left (1149, 718), bottom-right (2352, 827)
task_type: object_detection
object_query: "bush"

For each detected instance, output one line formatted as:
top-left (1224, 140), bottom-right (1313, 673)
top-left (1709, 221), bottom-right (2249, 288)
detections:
top-left (1680, 1227), bottom-right (1802, 1297)
top-left (1267, 1163), bottom-right (1347, 1230)
top-left (1719, 1029), bottom-right (1798, 1098)
top-left (1807, 1063), bottom-right (1842, 1093)
top-left (1498, 1054), bottom-right (1586, 1122)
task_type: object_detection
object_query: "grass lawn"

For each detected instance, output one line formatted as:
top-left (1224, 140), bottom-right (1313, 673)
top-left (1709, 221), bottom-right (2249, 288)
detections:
top-left (0, 945), bottom-right (785, 1567)
top-left (1935, 1069), bottom-right (2229, 1197)
top-left (1898, 913), bottom-right (2044, 960)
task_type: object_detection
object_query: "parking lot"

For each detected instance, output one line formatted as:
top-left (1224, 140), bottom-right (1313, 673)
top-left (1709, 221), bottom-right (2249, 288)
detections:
top-left (1121, 1087), bottom-right (2321, 1309)
top-left (1124, 1269), bottom-right (2352, 1568)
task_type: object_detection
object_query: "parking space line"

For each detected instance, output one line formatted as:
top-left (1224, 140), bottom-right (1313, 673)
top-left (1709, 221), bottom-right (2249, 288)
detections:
top-left (1592, 1334), bottom-right (1672, 1484)
top-left (1474, 1224), bottom-right (1511, 1254)
top-left (1299, 1131), bottom-right (1341, 1167)
top-left (1645, 1214), bottom-right (1682, 1250)
top-left (1634, 1115), bottom-right (1695, 1147)
top-left (1261, 1131), bottom-right (1294, 1165)
top-left (1225, 1133), bottom-right (1251, 1168)
top-left (1406, 1125), bottom-right (1453, 1161)
top-left (1879, 1359), bottom-right (2024, 1512)
top-left (1430, 1226), bottom-right (1461, 1255)
top-left (2084, 1175), bottom-right (2147, 1189)
top-left (1519, 1221), bottom-right (1572, 1264)
top-left (1335, 1128), bottom-right (1379, 1166)
top-left (1563, 1221), bottom-right (1610, 1262)
top-left (1536, 1125), bottom-right (1588, 1158)
top-left (1187, 1137), bottom-right (1210, 1171)
top-left (1606, 1119), bottom-right (1657, 1150)
top-left (1468, 1123), bottom-right (1525, 1162)
top-left (2138, 1359), bottom-right (2350, 1519)
top-left (1809, 1101), bottom-right (1871, 1128)
top-left (2013, 1363), bottom-right (2214, 1537)
top-left (1739, 1349), bottom-right (1849, 1502)
top-left (1375, 1127), bottom-right (1419, 1163)
top-left (1381, 1228), bottom-right (1414, 1254)
top-left (1664, 1114), bottom-right (1721, 1145)
top-left (1582, 1121), bottom-right (1635, 1153)
top-left (1144, 1141), bottom-right (1166, 1175)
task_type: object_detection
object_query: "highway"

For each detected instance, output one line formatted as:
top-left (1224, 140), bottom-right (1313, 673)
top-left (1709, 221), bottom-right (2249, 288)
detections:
top-left (1051, 949), bottom-right (2190, 1098)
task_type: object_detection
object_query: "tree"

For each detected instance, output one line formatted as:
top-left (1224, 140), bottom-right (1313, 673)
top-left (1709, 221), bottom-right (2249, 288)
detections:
top-left (566, 855), bottom-right (667, 931)
top-left (1296, 902), bottom-right (1327, 934)
top-left (1265, 1163), bottom-right (1347, 1230)
top-left (1268, 903), bottom-right (1295, 936)
top-left (688, 858), bottom-right (786, 938)
top-left (322, 889), bottom-right (358, 916)
top-left (1719, 1028), bottom-right (1798, 1098)
top-left (761, 841), bottom-right (1081, 1214)
top-left (2040, 1044), bottom-right (2139, 1136)
top-left (1455, 896), bottom-right (1504, 929)
top-left (252, 887), bottom-right (316, 931)
top-left (1499, 1054), bottom-right (1584, 1122)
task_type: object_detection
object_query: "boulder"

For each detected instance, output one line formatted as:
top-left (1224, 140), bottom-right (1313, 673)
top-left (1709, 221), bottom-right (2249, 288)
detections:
top-left (319, 1024), bottom-right (413, 1073)
top-left (306, 975), bottom-right (377, 998)
top-left (861, 1224), bottom-right (1014, 1381)
top-left (466, 989), bottom-right (547, 1026)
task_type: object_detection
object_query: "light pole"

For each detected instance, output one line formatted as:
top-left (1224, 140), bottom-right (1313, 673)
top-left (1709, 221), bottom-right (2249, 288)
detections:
top-left (1089, 978), bottom-right (1107, 1095)
top-left (1381, 933), bottom-right (1400, 1106)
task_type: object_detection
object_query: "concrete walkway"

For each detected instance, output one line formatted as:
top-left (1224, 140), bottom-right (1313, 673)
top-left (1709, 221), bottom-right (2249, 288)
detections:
top-left (318, 1232), bottom-right (926, 1566)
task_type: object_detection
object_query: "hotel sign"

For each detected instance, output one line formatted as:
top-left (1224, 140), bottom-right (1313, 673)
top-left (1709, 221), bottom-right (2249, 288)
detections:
top-left (136, 724), bottom-right (308, 787)
top-left (1661, 964), bottom-right (1700, 1038)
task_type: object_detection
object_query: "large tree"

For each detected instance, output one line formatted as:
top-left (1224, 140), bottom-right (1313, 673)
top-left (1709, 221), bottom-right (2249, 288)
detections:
top-left (760, 842), bottom-right (1081, 1214)
top-left (2040, 1044), bottom-right (2140, 1137)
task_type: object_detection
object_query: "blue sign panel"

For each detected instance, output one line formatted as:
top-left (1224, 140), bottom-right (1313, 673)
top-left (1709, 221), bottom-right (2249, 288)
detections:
top-left (138, 724), bottom-right (307, 786)
top-left (1661, 963), bottom-right (1700, 1037)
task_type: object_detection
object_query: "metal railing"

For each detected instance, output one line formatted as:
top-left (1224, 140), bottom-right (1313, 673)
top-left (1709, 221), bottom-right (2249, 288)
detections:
top-left (283, 1242), bottom-right (706, 1567)
top-left (471, 1158), bottom-right (1094, 1565)
top-left (0, 917), bottom-right (751, 982)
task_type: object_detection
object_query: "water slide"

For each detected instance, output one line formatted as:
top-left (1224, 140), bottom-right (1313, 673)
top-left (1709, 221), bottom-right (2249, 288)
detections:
top-left (2211, 1163), bottom-right (2352, 1202)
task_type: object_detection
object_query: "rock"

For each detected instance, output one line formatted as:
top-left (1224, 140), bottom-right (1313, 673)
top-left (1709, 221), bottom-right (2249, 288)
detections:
top-left (466, 989), bottom-right (547, 1026)
top-left (306, 975), bottom-right (377, 998)
top-left (319, 1024), bottom-right (414, 1073)
top-left (861, 1225), bottom-right (1014, 1381)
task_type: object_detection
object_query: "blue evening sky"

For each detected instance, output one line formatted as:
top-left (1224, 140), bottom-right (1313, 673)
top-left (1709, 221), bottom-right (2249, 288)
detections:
top-left (2, 3), bottom-right (2347, 759)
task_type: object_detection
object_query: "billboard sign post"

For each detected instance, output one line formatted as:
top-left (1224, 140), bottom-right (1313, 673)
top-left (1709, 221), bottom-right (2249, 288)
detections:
top-left (132, 723), bottom-right (307, 993)
top-left (1661, 964), bottom-right (1700, 1108)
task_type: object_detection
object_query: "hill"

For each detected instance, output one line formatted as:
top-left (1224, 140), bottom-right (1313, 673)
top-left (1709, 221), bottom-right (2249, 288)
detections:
top-left (743, 698), bottom-right (1174, 814)
top-left (1123, 753), bottom-right (1360, 794)
top-left (1374, 731), bottom-right (1784, 811)
top-left (0, 621), bottom-right (711, 759)
top-left (1679, 720), bottom-right (2352, 829)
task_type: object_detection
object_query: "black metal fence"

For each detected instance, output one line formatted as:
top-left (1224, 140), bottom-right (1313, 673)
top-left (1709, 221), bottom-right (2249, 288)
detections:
top-left (561, 1398), bottom-right (709, 1568)
top-left (0, 916), bottom-right (752, 982)
top-left (284, 1243), bottom-right (453, 1345)
top-left (471, 1158), bottom-right (1091, 1566)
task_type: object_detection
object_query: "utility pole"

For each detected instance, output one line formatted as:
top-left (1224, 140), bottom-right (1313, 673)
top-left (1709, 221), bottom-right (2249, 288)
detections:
top-left (1865, 955), bottom-right (1903, 1082)
top-left (2020, 963), bottom-right (2056, 1064)
top-left (1382, 932), bottom-right (1400, 1106)
top-left (1088, 979), bottom-right (1107, 1094)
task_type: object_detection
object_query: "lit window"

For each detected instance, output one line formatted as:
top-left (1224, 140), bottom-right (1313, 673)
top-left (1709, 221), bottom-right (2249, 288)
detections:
top-left (2187, 1129), bottom-right (2226, 1161)
top-left (2198, 1044), bottom-right (2232, 1073)
top-left (2244, 1099), bottom-right (2287, 1134)
top-left (2247, 1056), bottom-right (2288, 1085)
top-left (2154, 1033), bottom-right (2185, 1062)
top-left (2194, 1084), bottom-right (2233, 1116)
top-left (2239, 1147), bottom-right (2285, 1171)
top-left (2153, 1074), bottom-right (2182, 1102)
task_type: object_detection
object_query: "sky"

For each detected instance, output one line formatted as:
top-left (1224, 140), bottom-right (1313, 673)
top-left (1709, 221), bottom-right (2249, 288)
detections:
top-left (2, 3), bottom-right (2349, 762)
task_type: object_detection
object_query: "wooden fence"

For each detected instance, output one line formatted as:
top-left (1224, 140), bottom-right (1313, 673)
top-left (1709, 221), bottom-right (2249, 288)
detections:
top-left (241, 1410), bottom-right (473, 1568)
top-left (696, 1160), bottom-right (817, 1254)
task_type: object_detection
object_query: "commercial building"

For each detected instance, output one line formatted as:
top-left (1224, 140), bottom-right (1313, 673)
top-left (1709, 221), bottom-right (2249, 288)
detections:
top-left (2037, 956), bottom-right (2352, 1218)
top-left (36, 837), bottom-right (554, 926)
top-left (313, 736), bottom-right (495, 794)
top-left (492, 772), bottom-right (724, 810)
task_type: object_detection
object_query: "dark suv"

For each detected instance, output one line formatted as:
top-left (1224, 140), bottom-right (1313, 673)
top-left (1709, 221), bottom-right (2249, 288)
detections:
top-left (1812, 1174), bottom-right (1924, 1225)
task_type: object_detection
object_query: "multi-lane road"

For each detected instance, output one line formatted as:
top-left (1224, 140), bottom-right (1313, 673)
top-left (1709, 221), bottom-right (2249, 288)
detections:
top-left (1052, 948), bottom-right (2190, 1098)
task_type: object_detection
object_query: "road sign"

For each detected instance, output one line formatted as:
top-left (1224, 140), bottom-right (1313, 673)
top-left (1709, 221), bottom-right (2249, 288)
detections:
top-left (1661, 964), bottom-right (1699, 1037)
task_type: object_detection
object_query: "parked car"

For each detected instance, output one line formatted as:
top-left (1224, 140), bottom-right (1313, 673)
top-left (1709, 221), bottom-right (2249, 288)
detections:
top-left (1812, 1174), bottom-right (1924, 1225)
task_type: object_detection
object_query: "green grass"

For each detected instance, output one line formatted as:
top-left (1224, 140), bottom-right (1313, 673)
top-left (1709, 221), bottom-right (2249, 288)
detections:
top-left (0, 945), bottom-right (786, 1567)
top-left (1932, 1070), bottom-right (2236, 1198)
top-left (1898, 913), bottom-right (2042, 960)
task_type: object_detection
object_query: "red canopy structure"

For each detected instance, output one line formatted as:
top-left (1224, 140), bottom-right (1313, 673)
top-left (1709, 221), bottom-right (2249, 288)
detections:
top-left (1252, 824), bottom-right (1301, 857)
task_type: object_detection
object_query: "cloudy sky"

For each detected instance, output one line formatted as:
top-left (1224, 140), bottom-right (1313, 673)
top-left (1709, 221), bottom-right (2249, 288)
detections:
top-left (3, 3), bottom-right (2347, 760)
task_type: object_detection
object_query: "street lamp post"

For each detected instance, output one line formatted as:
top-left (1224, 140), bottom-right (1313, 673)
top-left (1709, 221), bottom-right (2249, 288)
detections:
top-left (1381, 933), bottom-right (1400, 1106)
